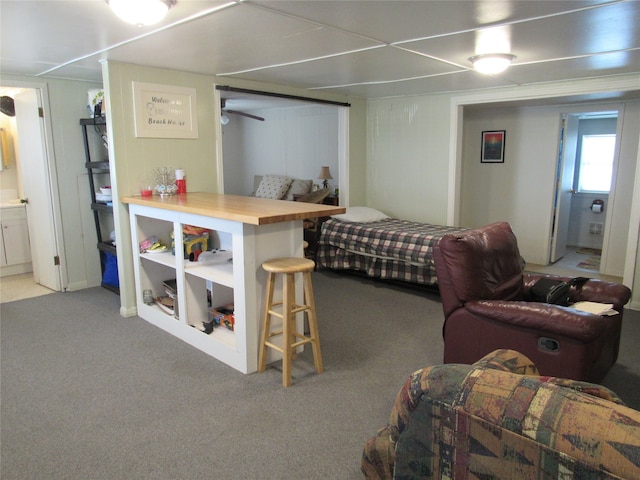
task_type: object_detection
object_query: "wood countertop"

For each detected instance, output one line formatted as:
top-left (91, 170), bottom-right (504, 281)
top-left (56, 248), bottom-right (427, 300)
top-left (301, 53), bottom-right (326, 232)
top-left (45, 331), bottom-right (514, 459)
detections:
top-left (121, 192), bottom-right (345, 225)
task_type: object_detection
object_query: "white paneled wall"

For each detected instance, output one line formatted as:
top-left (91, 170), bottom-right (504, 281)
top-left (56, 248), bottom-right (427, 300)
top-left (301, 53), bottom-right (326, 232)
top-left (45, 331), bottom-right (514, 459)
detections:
top-left (366, 95), bottom-right (451, 224)
top-left (365, 94), bottom-right (638, 276)
top-left (222, 105), bottom-right (340, 196)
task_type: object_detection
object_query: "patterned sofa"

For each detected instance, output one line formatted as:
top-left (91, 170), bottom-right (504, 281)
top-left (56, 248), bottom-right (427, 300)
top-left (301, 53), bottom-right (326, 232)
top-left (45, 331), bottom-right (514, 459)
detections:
top-left (362, 349), bottom-right (640, 479)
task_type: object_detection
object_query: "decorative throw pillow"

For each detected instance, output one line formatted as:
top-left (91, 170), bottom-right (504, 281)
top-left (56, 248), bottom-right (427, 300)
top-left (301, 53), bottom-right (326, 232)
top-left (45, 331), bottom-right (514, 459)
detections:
top-left (255, 175), bottom-right (293, 200)
top-left (332, 206), bottom-right (389, 223)
top-left (284, 179), bottom-right (313, 200)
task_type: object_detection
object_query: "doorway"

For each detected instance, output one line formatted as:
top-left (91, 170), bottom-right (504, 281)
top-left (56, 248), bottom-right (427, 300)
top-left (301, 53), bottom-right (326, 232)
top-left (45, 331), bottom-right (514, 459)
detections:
top-left (0, 83), bottom-right (64, 293)
top-left (550, 108), bottom-right (621, 273)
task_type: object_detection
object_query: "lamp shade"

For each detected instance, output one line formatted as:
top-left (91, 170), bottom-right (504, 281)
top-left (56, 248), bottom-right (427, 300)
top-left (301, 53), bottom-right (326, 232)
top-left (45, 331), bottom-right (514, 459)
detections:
top-left (318, 166), bottom-right (333, 180)
top-left (107, 0), bottom-right (176, 26)
top-left (469, 53), bottom-right (516, 74)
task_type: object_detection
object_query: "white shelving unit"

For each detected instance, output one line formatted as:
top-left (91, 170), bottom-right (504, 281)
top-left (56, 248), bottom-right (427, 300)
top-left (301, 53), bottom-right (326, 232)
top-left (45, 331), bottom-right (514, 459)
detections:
top-left (127, 201), bottom-right (308, 374)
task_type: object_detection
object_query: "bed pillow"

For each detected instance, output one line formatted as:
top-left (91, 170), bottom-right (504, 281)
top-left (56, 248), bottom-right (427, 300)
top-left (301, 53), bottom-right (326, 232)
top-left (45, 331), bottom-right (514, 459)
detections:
top-left (332, 206), bottom-right (389, 223)
top-left (255, 175), bottom-right (293, 200)
top-left (284, 179), bottom-right (313, 200)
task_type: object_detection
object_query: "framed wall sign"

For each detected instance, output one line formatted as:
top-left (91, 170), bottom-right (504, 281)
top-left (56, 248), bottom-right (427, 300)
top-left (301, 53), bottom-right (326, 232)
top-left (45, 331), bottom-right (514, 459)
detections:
top-left (481, 130), bottom-right (506, 163)
top-left (132, 82), bottom-right (198, 139)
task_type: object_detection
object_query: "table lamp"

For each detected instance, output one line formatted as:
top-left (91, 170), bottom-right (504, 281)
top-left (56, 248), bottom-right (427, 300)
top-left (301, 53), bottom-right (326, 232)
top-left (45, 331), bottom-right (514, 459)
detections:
top-left (318, 166), bottom-right (333, 189)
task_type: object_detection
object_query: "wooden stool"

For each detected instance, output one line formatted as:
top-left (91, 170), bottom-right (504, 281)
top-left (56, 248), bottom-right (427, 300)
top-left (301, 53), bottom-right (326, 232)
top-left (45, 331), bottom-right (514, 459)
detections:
top-left (258, 257), bottom-right (323, 387)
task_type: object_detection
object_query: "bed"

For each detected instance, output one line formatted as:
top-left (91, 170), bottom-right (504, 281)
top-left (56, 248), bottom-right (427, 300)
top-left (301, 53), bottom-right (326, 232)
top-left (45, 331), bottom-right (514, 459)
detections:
top-left (315, 208), bottom-right (467, 286)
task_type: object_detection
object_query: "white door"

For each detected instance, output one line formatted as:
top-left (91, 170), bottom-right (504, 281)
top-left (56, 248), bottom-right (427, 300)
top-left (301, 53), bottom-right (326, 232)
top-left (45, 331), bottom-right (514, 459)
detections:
top-left (550, 114), bottom-right (579, 263)
top-left (13, 89), bottom-right (62, 291)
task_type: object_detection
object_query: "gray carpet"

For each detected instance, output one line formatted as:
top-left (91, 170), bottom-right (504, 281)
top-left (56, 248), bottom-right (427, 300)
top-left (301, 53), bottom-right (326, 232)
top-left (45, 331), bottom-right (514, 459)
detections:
top-left (1, 270), bottom-right (639, 479)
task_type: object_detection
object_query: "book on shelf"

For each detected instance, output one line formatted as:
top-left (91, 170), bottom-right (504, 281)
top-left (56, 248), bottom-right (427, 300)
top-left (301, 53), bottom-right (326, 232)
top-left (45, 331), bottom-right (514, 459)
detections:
top-left (571, 301), bottom-right (618, 316)
top-left (163, 278), bottom-right (177, 295)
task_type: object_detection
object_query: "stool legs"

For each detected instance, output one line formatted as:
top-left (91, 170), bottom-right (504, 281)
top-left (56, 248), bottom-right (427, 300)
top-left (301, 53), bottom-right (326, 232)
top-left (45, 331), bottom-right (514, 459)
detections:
top-left (258, 271), bottom-right (276, 374)
top-left (258, 267), bottom-right (323, 387)
top-left (282, 272), bottom-right (296, 387)
top-left (303, 271), bottom-right (323, 375)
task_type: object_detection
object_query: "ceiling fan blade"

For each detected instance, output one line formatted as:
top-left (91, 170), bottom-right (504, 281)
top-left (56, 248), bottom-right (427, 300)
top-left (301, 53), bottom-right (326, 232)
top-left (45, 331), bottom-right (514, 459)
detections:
top-left (225, 110), bottom-right (265, 121)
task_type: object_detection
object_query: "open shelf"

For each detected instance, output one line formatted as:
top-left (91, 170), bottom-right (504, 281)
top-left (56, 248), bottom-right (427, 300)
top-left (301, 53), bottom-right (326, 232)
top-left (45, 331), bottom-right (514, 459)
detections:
top-left (140, 250), bottom-right (177, 269)
top-left (126, 198), bottom-right (310, 374)
top-left (185, 260), bottom-right (234, 287)
top-left (81, 116), bottom-right (117, 295)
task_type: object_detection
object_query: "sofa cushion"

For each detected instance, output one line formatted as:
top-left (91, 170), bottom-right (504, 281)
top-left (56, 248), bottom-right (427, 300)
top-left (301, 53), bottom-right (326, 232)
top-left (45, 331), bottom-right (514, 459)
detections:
top-left (362, 349), bottom-right (640, 480)
top-left (284, 178), bottom-right (313, 200)
top-left (254, 175), bottom-right (293, 199)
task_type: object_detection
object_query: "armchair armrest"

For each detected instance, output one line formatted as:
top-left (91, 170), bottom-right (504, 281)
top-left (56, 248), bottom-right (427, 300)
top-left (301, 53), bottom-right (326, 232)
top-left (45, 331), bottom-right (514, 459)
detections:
top-left (466, 300), bottom-right (611, 342)
top-left (523, 274), bottom-right (631, 311)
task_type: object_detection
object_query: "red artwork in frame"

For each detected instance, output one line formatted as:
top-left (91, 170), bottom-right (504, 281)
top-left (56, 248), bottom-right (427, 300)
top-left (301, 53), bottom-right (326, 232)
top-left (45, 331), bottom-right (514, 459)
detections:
top-left (481, 130), bottom-right (506, 163)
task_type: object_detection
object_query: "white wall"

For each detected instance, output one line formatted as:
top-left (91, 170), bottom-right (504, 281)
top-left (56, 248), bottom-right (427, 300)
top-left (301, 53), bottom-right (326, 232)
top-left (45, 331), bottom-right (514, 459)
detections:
top-left (223, 104), bottom-right (340, 196)
top-left (459, 102), bottom-right (637, 274)
top-left (366, 75), bottom-right (639, 307)
top-left (367, 95), bottom-right (452, 224)
top-left (604, 101), bottom-right (640, 277)
top-left (461, 106), bottom-right (561, 265)
top-left (568, 193), bottom-right (608, 249)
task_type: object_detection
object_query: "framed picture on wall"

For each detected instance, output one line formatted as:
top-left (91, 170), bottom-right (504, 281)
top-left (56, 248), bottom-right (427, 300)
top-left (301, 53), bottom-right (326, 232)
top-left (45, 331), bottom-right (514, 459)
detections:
top-left (481, 130), bottom-right (506, 163)
top-left (132, 82), bottom-right (199, 139)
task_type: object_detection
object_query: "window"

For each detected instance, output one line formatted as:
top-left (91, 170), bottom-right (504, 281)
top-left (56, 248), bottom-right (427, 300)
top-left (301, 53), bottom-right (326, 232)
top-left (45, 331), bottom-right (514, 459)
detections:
top-left (577, 134), bottom-right (616, 193)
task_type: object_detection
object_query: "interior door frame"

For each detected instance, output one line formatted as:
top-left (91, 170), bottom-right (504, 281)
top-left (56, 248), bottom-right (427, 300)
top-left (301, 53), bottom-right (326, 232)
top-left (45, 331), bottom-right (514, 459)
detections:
top-left (2, 79), bottom-right (67, 290)
top-left (549, 113), bottom-right (579, 263)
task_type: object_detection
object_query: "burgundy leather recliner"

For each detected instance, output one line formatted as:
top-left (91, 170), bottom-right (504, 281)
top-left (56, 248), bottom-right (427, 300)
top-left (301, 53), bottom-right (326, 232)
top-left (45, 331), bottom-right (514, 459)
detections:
top-left (433, 221), bottom-right (631, 383)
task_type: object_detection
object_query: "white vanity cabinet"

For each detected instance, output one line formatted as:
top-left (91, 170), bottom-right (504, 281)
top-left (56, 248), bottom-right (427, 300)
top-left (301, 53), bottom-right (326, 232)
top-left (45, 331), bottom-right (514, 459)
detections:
top-left (123, 193), bottom-right (344, 374)
top-left (0, 205), bottom-right (31, 272)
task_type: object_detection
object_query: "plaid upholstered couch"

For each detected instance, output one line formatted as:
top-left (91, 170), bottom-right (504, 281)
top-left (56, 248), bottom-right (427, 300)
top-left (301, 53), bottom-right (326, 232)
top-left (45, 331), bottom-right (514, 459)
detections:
top-left (362, 349), bottom-right (640, 479)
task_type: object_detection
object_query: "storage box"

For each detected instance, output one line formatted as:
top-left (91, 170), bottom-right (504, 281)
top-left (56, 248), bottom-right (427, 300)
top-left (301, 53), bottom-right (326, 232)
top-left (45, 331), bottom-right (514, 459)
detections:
top-left (209, 304), bottom-right (235, 331)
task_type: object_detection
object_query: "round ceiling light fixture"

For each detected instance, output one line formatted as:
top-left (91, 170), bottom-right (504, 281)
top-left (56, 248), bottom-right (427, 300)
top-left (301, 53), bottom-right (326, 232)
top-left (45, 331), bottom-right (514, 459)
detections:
top-left (469, 53), bottom-right (516, 75)
top-left (107, 0), bottom-right (176, 27)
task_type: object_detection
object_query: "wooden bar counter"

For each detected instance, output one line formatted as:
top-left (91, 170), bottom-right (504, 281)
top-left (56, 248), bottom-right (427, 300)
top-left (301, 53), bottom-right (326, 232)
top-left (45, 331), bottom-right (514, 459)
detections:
top-left (121, 192), bottom-right (344, 373)
top-left (122, 192), bottom-right (345, 225)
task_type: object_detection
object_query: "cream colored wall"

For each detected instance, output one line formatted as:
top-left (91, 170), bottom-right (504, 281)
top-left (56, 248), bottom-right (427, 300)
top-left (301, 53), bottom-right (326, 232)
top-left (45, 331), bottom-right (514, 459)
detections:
top-left (101, 61), bottom-right (361, 316)
top-left (347, 97), bottom-right (367, 206)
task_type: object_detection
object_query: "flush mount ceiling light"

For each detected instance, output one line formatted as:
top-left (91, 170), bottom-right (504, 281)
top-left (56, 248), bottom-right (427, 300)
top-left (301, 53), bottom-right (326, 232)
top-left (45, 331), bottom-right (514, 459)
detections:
top-left (107, 0), bottom-right (176, 26)
top-left (469, 53), bottom-right (516, 75)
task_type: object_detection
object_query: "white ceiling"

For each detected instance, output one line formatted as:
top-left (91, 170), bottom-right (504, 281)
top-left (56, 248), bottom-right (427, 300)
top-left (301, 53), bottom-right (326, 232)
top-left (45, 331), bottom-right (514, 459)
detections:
top-left (1, 0), bottom-right (639, 103)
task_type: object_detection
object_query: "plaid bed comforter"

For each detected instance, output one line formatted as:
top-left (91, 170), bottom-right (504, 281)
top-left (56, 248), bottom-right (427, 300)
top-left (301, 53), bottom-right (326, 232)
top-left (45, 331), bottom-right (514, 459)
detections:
top-left (316, 218), bottom-right (465, 285)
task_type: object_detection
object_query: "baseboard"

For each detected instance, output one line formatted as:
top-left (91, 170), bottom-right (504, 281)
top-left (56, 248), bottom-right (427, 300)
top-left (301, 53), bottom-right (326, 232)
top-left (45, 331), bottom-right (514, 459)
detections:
top-left (120, 306), bottom-right (138, 318)
top-left (628, 300), bottom-right (640, 312)
top-left (66, 281), bottom-right (89, 291)
top-left (0, 263), bottom-right (33, 277)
